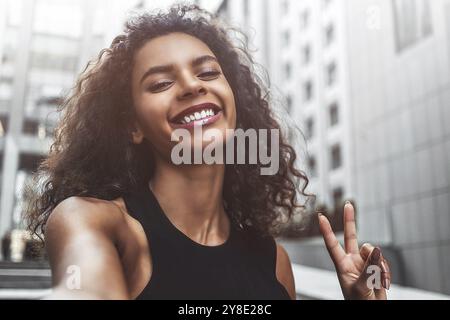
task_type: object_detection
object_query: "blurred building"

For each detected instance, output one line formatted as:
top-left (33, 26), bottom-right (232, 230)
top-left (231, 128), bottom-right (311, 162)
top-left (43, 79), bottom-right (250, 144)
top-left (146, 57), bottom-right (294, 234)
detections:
top-left (198, 0), bottom-right (355, 210)
top-left (275, 0), bottom-right (354, 212)
top-left (0, 0), bottom-right (140, 257)
top-left (345, 0), bottom-right (450, 294)
top-left (204, 0), bottom-right (450, 294)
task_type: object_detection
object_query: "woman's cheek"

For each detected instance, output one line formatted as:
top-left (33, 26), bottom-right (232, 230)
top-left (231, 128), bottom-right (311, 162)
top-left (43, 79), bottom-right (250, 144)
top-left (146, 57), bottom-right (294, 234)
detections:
top-left (226, 90), bottom-right (237, 128)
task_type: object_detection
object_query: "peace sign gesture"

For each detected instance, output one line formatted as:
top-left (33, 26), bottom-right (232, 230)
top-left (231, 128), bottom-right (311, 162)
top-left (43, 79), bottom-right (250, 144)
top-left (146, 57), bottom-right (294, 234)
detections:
top-left (318, 201), bottom-right (391, 300)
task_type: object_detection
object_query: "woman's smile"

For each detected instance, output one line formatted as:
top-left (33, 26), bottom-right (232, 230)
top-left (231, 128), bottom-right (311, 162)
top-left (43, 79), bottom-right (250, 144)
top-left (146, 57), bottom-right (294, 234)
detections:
top-left (169, 102), bottom-right (223, 129)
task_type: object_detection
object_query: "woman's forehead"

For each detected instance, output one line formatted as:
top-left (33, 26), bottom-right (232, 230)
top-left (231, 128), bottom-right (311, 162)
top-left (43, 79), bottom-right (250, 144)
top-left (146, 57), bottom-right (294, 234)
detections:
top-left (134, 32), bottom-right (216, 68)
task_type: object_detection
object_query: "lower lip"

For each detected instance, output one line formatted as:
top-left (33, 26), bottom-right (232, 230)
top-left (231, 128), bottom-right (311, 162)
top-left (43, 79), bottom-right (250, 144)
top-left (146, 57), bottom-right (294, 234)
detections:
top-left (170, 111), bottom-right (223, 130)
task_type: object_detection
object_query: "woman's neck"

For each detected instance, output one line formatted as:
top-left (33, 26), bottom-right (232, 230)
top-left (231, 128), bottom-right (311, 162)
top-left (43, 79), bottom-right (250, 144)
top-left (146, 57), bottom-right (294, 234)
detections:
top-left (150, 161), bottom-right (229, 246)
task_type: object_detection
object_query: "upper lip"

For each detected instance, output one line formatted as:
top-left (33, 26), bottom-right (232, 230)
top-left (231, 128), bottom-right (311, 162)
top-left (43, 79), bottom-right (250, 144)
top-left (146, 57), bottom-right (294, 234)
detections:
top-left (170, 102), bottom-right (222, 123)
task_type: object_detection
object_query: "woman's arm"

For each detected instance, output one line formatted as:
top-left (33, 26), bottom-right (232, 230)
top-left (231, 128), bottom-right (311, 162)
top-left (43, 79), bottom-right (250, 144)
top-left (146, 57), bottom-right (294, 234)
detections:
top-left (44, 197), bottom-right (130, 299)
top-left (276, 244), bottom-right (296, 300)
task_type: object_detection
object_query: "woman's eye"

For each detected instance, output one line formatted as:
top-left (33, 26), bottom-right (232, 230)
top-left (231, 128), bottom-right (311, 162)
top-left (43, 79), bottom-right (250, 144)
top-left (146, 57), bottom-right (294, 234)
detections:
top-left (148, 81), bottom-right (172, 92)
top-left (198, 70), bottom-right (221, 79)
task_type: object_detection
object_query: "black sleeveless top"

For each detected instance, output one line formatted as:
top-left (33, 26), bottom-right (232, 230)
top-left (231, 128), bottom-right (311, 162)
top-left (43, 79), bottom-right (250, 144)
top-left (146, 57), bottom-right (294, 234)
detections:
top-left (122, 184), bottom-right (291, 300)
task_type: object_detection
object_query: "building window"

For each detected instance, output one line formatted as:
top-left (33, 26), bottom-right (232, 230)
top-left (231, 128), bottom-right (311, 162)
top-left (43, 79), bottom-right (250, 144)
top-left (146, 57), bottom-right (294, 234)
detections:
top-left (324, 24), bottom-right (335, 46)
top-left (36, 96), bottom-right (63, 108)
top-left (284, 62), bottom-right (292, 80)
top-left (302, 45), bottom-right (311, 65)
top-left (308, 155), bottom-right (317, 177)
top-left (330, 144), bottom-right (342, 170)
top-left (393, 0), bottom-right (432, 52)
top-left (323, 0), bottom-right (332, 7)
top-left (305, 117), bottom-right (314, 139)
top-left (30, 52), bottom-right (78, 72)
top-left (326, 62), bottom-right (337, 86)
top-left (243, 0), bottom-right (250, 22)
top-left (329, 102), bottom-right (339, 126)
top-left (300, 10), bottom-right (309, 30)
top-left (303, 80), bottom-right (313, 101)
top-left (1, 45), bottom-right (15, 64)
top-left (332, 187), bottom-right (344, 209)
top-left (22, 119), bottom-right (39, 136)
top-left (0, 75), bottom-right (13, 85)
top-left (286, 95), bottom-right (293, 114)
top-left (283, 30), bottom-right (291, 47)
top-left (282, 0), bottom-right (289, 16)
top-left (217, 0), bottom-right (229, 19)
top-left (18, 153), bottom-right (45, 172)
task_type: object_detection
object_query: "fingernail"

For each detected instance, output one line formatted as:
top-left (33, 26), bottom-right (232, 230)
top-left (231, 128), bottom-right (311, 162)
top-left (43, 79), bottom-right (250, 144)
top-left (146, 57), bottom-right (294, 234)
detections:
top-left (381, 260), bottom-right (388, 273)
top-left (345, 200), bottom-right (352, 205)
top-left (371, 247), bottom-right (381, 264)
top-left (317, 212), bottom-right (323, 217)
top-left (383, 279), bottom-right (391, 290)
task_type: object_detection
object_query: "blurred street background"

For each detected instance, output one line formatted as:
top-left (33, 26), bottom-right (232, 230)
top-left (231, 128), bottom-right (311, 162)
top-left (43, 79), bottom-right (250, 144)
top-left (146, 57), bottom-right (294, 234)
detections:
top-left (0, 0), bottom-right (449, 299)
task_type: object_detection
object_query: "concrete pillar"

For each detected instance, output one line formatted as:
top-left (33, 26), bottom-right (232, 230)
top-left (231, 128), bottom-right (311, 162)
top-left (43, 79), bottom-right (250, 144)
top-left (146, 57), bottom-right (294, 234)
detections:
top-left (0, 0), bottom-right (35, 256)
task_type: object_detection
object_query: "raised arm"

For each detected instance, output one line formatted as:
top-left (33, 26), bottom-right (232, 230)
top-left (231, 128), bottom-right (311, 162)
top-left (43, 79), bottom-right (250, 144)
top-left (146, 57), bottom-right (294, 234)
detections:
top-left (44, 197), bottom-right (130, 299)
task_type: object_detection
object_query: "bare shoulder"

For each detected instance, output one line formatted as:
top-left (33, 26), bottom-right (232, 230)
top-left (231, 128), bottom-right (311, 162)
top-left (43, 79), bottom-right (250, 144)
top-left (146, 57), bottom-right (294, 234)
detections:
top-left (276, 243), bottom-right (296, 300)
top-left (46, 196), bottom-right (126, 239)
top-left (44, 196), bottom-right (130, 299)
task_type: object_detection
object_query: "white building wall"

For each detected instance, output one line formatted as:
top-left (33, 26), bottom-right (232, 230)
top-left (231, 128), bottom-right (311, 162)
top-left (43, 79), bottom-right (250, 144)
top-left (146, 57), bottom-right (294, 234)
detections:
top-left (345, 0), bottom-right (450, 293)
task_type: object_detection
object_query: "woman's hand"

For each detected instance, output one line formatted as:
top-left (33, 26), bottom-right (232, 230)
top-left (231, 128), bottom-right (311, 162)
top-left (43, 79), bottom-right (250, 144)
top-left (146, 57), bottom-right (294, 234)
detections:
top-left (318, 201), bottom-right (391, 300)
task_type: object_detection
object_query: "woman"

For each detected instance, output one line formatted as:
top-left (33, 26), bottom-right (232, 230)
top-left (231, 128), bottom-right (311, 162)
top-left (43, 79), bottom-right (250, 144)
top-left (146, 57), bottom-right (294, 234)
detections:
top-left (26, 5), bottom-right (390, 300)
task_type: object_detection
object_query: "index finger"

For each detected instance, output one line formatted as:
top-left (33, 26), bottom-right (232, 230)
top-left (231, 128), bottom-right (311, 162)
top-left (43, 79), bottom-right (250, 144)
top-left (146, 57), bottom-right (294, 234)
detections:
top-left (318, 213), bottom-right (346, 267)
top-left (344, 201), bottom-right (359, 254)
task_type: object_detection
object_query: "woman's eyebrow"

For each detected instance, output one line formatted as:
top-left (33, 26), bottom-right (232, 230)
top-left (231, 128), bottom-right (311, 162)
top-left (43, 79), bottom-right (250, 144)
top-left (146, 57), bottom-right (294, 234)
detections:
top-left (140, 55), bottom-right (218, 84)
top-left (140, 65), bottom-right (173, 84)
top-left (191, 54), bottom-right (218, 67)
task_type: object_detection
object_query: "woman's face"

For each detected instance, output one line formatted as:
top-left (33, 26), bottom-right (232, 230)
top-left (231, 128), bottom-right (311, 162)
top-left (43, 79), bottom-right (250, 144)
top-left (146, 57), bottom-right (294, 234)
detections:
top-left (131, 32), bottom-right (236, 162)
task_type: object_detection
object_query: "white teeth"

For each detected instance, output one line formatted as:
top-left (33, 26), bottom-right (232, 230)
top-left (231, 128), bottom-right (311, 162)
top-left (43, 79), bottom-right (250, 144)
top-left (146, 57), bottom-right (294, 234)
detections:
top-left (177, 108), bottom-right (218, 124)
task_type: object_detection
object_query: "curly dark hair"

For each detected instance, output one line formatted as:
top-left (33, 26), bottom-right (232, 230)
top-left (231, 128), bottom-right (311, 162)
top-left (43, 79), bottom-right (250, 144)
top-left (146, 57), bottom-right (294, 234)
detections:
top-left (25, 4), bottom-right (311, 241)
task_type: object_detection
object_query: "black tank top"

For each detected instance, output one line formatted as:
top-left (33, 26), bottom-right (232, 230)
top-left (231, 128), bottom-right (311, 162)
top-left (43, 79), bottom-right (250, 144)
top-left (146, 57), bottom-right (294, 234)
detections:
top-left (122, 183), bottom-right (291, 300)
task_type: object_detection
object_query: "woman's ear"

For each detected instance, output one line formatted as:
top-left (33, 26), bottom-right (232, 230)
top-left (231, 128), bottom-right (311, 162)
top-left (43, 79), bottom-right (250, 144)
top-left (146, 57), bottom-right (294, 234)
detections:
top-left (131, 123), bottom-right (144, 144)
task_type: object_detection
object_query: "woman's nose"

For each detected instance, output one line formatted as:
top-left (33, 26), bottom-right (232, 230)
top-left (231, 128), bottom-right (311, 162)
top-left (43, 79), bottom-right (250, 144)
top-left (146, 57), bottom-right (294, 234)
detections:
top-left (177, 74), bottom-right (207, 100)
